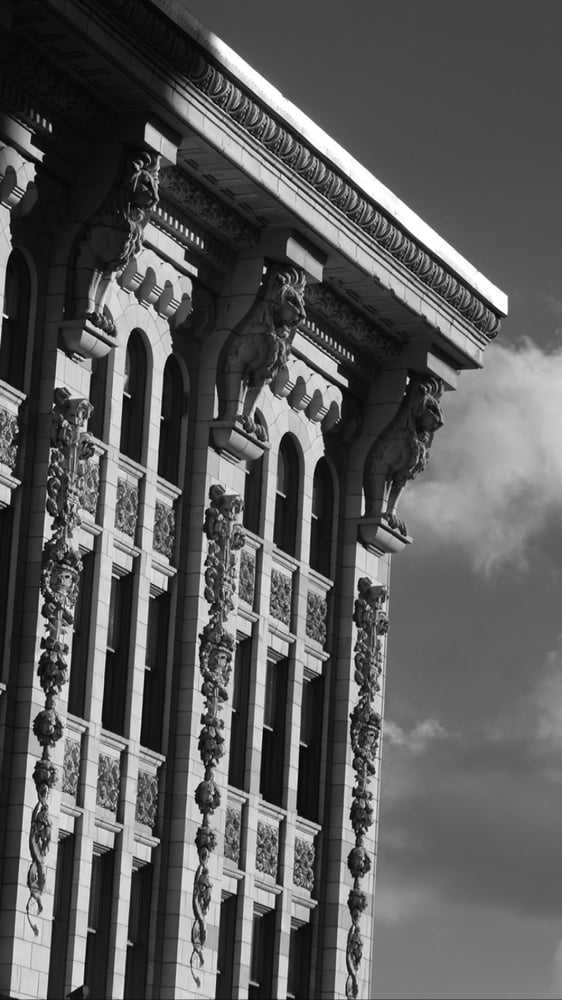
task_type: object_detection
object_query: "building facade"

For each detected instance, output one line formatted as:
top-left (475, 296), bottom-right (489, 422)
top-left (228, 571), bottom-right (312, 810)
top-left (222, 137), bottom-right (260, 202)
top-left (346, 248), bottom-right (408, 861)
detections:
top-left (0, 2), bottom-right (507, 998)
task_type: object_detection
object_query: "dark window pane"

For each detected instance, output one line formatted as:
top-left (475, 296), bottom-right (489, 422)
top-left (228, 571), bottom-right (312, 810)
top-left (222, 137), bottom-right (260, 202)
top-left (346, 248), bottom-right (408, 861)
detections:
top-left (260, 660), bottom-right (287, 806)
top-left (310, 459), bottom-right (333, 577)
top-left (0, 250), bottom-right (29, 390)
top-left (124, 865), bottom-right (153, 1000)
top-left (158, 355), bottom-right (185, 484)
top-left (140, 593), bottom-right (169, 752)
top-left (102, 575), bottom-right (133, 735)
top-left (69, 552), bottom-right (94, 718)
top-left (120, 331), bottom-right (146, 462)
top-left (229, 639), bottom-right (251, 788)
top-left (215, 895), bottom-right (237, 1000)
top-left (84, 851), bottom-right (114, 1000)
top-left (273, 436), bottom-right (298, 556)
top-left (47, 836), bottom-right (75, 999)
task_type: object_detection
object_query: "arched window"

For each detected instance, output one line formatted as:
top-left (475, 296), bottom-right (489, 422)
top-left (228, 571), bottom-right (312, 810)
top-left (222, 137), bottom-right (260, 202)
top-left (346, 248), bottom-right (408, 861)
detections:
top-left (310, 458), bottom-right (334, 577)
top-left (157, 355), bottom-right (184, 485)
top-left (0, 250), bottom-right (30, 390)
top-left (120, 330), bottom-right (147, 463)
top-left (273, 435), bottom-right (299, 556)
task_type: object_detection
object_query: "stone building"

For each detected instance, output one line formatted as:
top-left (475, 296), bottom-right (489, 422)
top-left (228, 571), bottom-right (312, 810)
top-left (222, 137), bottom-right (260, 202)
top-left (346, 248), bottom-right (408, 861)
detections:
top-left (0, 2), bottom-right (507, 998)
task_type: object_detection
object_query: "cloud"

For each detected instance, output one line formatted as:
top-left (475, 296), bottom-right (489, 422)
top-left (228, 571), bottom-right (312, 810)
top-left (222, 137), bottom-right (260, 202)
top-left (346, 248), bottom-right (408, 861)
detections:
top-left (384, 717), bottom-right (449, 754)
top-left (400, 339), bottom-right (562, 573)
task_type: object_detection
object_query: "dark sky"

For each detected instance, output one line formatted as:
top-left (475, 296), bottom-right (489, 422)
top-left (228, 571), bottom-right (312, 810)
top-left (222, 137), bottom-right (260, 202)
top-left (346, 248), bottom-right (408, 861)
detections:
top-left (182, 3), bottom-right (562, 997)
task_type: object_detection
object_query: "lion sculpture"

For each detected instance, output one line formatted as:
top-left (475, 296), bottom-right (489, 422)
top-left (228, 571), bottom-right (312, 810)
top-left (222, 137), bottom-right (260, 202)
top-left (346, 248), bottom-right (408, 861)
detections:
top-left (363, 373), bottom-right (444, 535)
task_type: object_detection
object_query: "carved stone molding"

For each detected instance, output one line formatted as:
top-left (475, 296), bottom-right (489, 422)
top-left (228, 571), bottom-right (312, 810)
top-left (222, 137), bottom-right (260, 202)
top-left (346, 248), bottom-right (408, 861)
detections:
top-left (159, 166), bottom-right (258, 250)
top-left (238, 548), bottom-right (255, 606)
top-left (293, 837), bottom-right (315, 892)
top-left (304, 283), bottom-right (401, 364)
top-left (153, 500), bottom-right (175, 559)
top-left (62, 738), bottom-right (80, 798)
top-left (27, 389), bottom-right (94, 934)
top-left (346, 579), bottom-right (389, 999)
top-left (135, 769), bottom-right (159, 829)
top-left (363, 373), bottom-right (444, 538)
top-left (97, 753), bottom-right (120, 813)
top-left (115, 478), bottom-right (139, 537)
top-left (213, 262), bottom-right (306, 461)
top-left (106, 0), bottom-right (503, 337)
top-left (0, 407), bottom-right (18, 470)
top-left (270, 569), bottom-right (292, 626)
top-left (256, 821), bottom-right (278, 880)
top-left (224, 806), bottom-right (241, 866)
top-left (191, 484), bottom-right (244, 984)
top-left (306, 592), bottom-right (327, 646)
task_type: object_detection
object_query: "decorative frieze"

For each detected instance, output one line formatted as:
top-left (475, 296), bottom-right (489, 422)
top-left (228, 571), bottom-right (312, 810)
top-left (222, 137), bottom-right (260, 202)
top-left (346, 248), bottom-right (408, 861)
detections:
top-left (78, 458), bottom-right (100, 517)
top-left (224, 806), bottom-right (241, 866)
top-left (62, 738), bottom-right (80, 798)
top-left (26, 389), bottom-right (93, 935)
top-left (0, 407), bottom-right (18, 470)
top-left (306, 591), bottom-right (327, 646)
top-left (135, 770), bottom-right (159, 829)
top-left (159, 165), bottom-right (258, 250)
top-left (345, 579), bottom-right (389, 1000)
top-left (115, 477), bottom-right (139, 537)
top-left (96, 753), bottom-right (120, 813)
top-left (153, 500), bottom-right (175, 558)
top-left (238, 548), bottom-right (255, 606)
top-left (304, 283), bottom-right (401, 364)
top-left (191, 485), bottom-right (244, 984)
top-left (293, 837), bottom-right (315, 892)
top-left (270, 569), bottom-right (292, 626)
top-left (256, 821), bottom-right (278, 880)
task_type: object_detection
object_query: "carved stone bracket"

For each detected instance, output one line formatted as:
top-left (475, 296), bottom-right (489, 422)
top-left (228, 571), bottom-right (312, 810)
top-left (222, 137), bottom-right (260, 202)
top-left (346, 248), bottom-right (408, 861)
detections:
top-left (191, 484), bottom-right (244, 985)
top-left (26, 388), bottom-right (94, 934)
top-left (212, 262), bottom-right (306, 462)
top-left (346, 578), bottom-right (389, 1000)
top-left (362, 373), bottom-right (444, 542)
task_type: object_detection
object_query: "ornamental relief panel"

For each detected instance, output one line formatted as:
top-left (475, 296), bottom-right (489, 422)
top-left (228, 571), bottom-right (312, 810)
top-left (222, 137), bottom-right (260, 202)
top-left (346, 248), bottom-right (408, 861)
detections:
top-left (115, 477), bottom-right (139, 538)
top-left (78, 457), bottom-right (100, 517)
top-left (238, 549), bottom-right (255, 606)
top-left (0, 408), bottom-right (18, 470)
top-left (269, 569), bottom-right (292, 626)
top-left (62, 737), bottom-right (80, 798)
top-left (153, 500), bottom-right (175, 559)
top-left (96, 753), bottom-right (120, 813)
top-left (256, 821), bottom-right (278, 880)
top-left (306, 591), bottom-right (328, 646)
top-left (293, 837), bottom-right (315, 892)
top-left (224, 806), bottom-right (241, 866)
top-left (135, 770), bottom-right (159, 829)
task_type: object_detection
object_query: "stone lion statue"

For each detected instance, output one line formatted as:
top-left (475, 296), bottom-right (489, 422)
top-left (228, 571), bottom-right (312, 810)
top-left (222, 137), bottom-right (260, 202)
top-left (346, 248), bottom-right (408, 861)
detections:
top-left (216, 262), bottom-right (306, 435)
top-left (363, 373), bottom-right (444, 534)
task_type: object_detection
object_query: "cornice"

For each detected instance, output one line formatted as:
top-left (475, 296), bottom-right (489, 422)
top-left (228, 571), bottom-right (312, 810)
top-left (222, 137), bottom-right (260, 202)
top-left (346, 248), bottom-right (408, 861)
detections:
top-left (159, 165), bottom-right (258, 251)
top-left (104, 0), bottom-right (502, 338)
top-left (304, 284), bottom-right (402, 365)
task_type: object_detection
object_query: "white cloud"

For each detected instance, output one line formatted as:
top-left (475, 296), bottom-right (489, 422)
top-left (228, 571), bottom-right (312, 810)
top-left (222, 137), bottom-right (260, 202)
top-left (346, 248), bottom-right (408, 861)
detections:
top-left (400, 339), bottom-right (562, 573)
top-left (384, 717), bottom-right (448, 754)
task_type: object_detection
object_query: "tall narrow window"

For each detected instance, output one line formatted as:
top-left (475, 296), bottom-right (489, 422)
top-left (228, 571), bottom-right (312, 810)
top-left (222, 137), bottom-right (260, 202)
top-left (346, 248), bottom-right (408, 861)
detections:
top-left (124, 864), bottom-right (153, 1000)
top-left (228, 639), bottom-right (251, 789)
top-left (84, 850), bottom-right (115, 1000)
top-left (287, 922), bottom-right (312, 1000)
top-left (47, 835), bottom-right (75, 999)
top-left (102, 574), bottom-right (133, 735)
top-left (157, 355), bottom-right (184, 484)
top-left (310, 459), bottom-right (334, 577)
top-left (0, 505), bottom-right (14, 676)
top-left (249, 910), bottom-right (276, 1000)
top-left (120, 330), bottom-right (147, 463)
top-left (69, 551), bottom-right (94, 719)
top-left (89, 355), bottom-right (108, 440)
top-left (0, 249), bottom-right (29, 390)
top-left (215, 894), bottom-right (237, 1000)
top-left (260, 658), bottom-right (287, 806)
top-left (140, 592), bottom-right (169, 752)
top-left (273, 436), bottom-right (299, 556)
top-left (243, 412), bottom-right (265, 534)
top-left (297, 675), bottom-right (324, 822)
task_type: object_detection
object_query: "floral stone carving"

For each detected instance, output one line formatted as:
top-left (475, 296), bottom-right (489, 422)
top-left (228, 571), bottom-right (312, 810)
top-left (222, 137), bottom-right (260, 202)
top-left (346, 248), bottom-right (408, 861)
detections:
top-left (96, 753), bottom-right (120, 813)
top-left (224, 806), bottom-right (241, 866)
top-left (346, 578), bottom-right (389, 1000)
top-left (153, 500), bottom-right (175, 558)
top-left (238, 548), bottom-right (255, 606)
top-left (115, 477), bottom-right (138, 537)
top-left (256, 821), bottom-right (278, 880)
top-left (191, 484), bottom-right (244, 985)
top-left (215, 263), bottom-right (306, 447)
top-left (78, 458), bottom-right (100, 517)
top-left (270, 569), bottom-right (292, 626)
top-left (294, 837), bottom-right (315, 892)
top-left (136, 770), bottom-right (159, 829)
top-left (306, 592), bottom-right (327, 646)
top-left (0, 407), bottom-right (18, 469)
top-left (27, 389), bottom-right (94, 934)
top-left (62, 738), bottom-right (80, 797)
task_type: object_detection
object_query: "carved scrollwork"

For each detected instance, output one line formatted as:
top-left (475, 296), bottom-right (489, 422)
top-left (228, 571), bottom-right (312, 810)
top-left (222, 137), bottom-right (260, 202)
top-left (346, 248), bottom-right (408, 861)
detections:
top-left (306, 591), bottom-right (328, 646)
top-left (270, 569), bottom-right (292, 626)
top-left (216, 262), bottom-right (306, 439)
top-left (153, 501), bottom-right (175, 559)
top-left (224, 806), bottom-right (241, 866)
top-left (238, 548), bottom-right (255, 606)
top-left (115, 478), bottom-right (139, 538)
top-left (256, 821), bottom-right (279, 880)
top-left (191, 484), bottom-right (244, 985)
top-left (363, 373), bottom-right (444, 536)
top-left (27, 389), bottom-right (94, 934)
top-left (135, 769), bottom-right (159, 829)
top-left (97, 753), bottom-right (120, 813)
top-left (346, 579), bottom-right (388, 999)
top-left (294, 837), bottom-right (315, 892)
top-left (62, 738), bottom-right (81, 797)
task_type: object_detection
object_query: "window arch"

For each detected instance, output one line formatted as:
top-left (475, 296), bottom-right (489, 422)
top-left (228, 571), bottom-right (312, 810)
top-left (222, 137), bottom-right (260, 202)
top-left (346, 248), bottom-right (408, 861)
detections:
top-left (273, 435), bottom-right (299, 556)
top-left (120, 330), bottom-right (147, 463)
top-left (310, 458), bottom-right (334, 577)
top-left (0, 249), bottom-right (30, 390)
top-left (157, 354), bottom-right (185, 485)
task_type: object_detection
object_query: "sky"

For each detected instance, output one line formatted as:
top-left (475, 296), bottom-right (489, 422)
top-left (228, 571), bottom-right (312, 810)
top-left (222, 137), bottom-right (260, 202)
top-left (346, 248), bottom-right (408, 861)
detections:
top-left (182, 3), bottom-right (562, 997)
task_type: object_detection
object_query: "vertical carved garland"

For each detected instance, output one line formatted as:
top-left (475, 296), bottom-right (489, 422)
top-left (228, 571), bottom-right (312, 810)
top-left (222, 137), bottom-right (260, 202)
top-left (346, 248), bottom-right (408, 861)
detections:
top-left (346, 578), bottom-right (389, 999)
top-left (191, 484), bottom-right (244, 985)
top-left (26, 388), bottom-right (93, 935)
